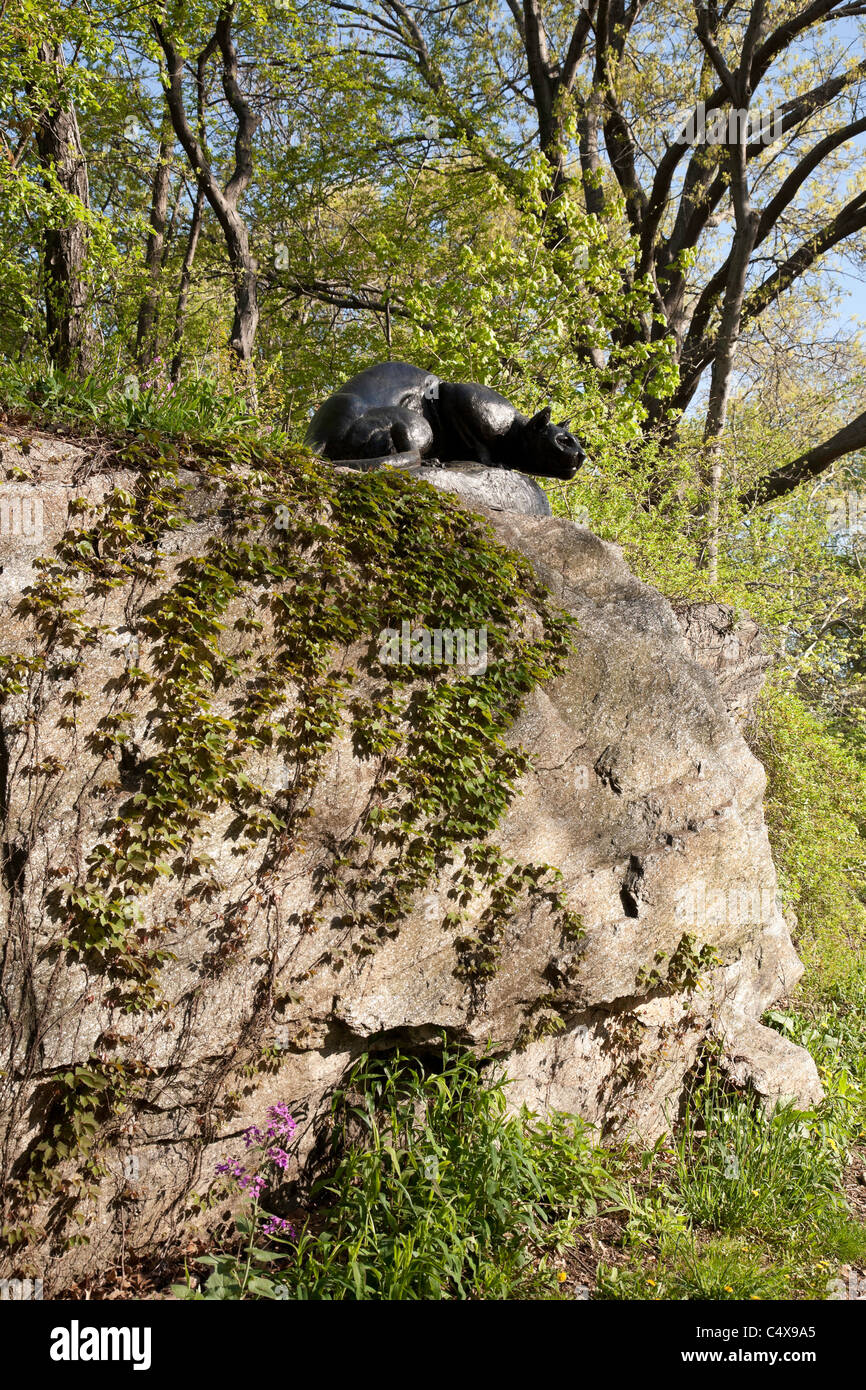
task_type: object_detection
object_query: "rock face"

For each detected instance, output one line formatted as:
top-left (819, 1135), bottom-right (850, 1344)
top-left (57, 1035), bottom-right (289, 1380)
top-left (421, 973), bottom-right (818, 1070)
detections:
top-left (0, 431), bottom-right (819, 1290)
top-left (336, 453), bottom-right (553, 516)
top-left (469, 513), bottom-right (820, 1133)
top-left (673, 600), bottom-right (772, 728)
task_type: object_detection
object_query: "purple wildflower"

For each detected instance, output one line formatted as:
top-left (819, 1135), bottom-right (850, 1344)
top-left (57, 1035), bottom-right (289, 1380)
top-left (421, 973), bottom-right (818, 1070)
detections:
top-left (241, 1171), bottom-right (267, 1200)
top-left (215, 1157), bottom-right (245, 1181)
top-left (266, 1103), bottom-right (297, 1138)
top-left (261, 1215), bottom-right (297, 1238)
top-left (215, 1156), bottom-right (266, 1199)
top-left (215, 1105), bottom-right (296, 1199)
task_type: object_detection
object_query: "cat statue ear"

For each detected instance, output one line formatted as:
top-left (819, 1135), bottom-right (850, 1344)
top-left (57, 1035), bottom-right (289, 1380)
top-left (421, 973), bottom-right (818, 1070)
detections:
top-left (557, 417), bottom-right (573, 429)
top-left (529, 406), bottom-right (552, 430)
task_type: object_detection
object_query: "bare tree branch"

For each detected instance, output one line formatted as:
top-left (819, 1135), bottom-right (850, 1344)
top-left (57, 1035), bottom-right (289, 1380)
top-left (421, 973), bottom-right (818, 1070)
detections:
top-left (743, 406), bottom-right (866, 505)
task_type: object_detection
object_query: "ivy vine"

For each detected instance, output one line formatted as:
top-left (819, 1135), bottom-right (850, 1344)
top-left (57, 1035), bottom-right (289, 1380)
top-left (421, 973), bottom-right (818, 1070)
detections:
top-left (1, 427), bottom-right (580, 1246)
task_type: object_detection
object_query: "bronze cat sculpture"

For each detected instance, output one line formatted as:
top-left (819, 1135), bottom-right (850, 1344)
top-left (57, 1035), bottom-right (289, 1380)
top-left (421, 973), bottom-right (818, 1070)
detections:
top-left (305, 361), bottom-right (585, 481)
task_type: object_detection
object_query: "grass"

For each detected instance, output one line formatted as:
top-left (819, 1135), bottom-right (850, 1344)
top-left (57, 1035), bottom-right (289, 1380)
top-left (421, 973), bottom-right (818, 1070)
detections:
top-left (596, 1081), bottom-right (866, 1301)
top-left (766, 964), bottom-right (866, 1145)
top-left (597, 1235), bottom-right (793, 1301)
top-left (594, 966), bottom-right (866, 1302)
top-left (673, 1087), bottom-right (841, 1235)
top-left (0, 358), bottom-right (265, 440)
top-left (173, 1020), bottom-right (866, 1301)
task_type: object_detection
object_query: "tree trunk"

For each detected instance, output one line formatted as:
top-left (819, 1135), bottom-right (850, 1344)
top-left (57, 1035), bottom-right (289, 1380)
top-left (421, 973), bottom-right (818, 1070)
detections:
top-left (152, 6), bottom-right (260, 393)
top-left (701, 112), bottom-right (761, 580)
top-left (135, 124), bottom-right (173, 366)
top-left (170, 187), bottom-right (205, 383)
top-left (702, 211), bottom-right (758, 580)
top-left (33, 43), bottom-right (91, 375)
top-left (225, 221), bottom-right (258, 363)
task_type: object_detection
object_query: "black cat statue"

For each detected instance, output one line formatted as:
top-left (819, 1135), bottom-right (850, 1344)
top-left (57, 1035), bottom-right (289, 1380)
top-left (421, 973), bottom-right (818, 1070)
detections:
top-left (305, 361), bottom-right (585, 481)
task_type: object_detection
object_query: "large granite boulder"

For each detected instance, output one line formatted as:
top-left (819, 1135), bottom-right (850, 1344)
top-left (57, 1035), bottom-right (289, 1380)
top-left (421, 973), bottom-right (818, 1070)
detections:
top-left (0, 428), bottom-right (819, 1290)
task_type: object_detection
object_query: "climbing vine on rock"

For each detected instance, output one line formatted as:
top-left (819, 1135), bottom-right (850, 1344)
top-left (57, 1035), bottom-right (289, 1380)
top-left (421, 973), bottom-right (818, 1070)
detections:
top-left (0, 426), bottom-right (580, 1247)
